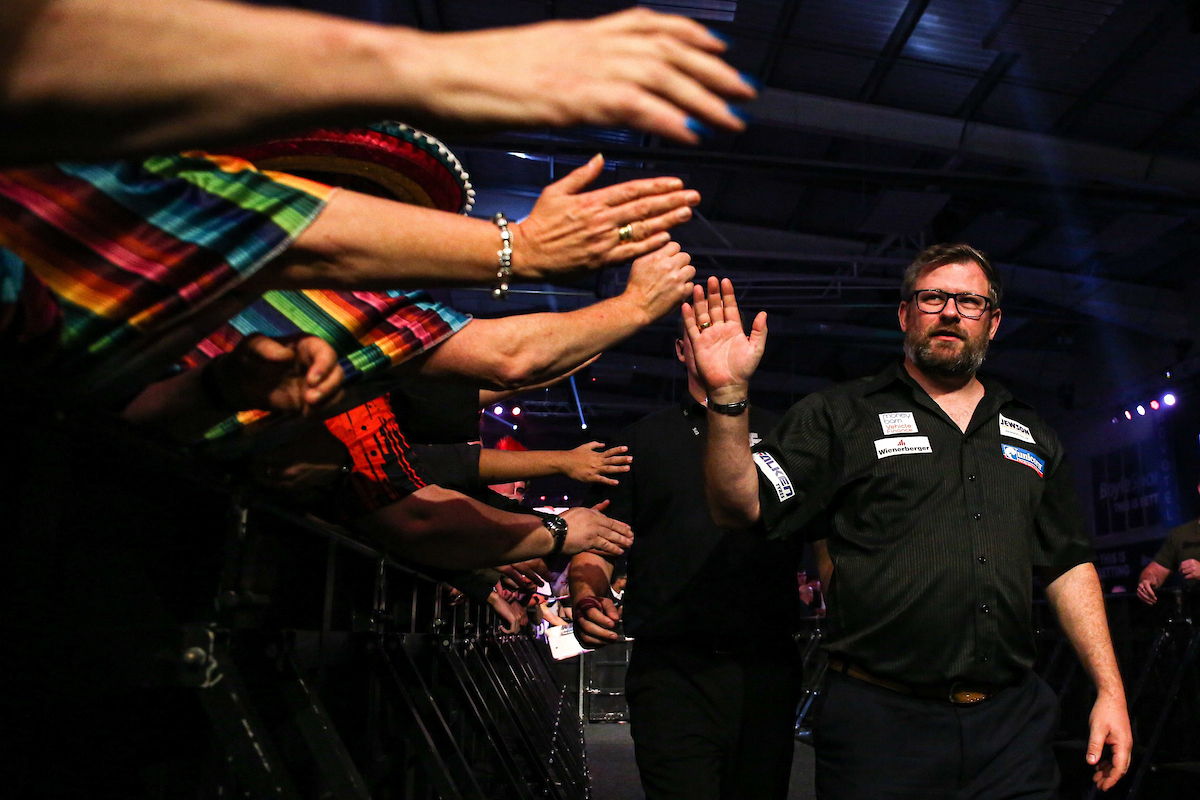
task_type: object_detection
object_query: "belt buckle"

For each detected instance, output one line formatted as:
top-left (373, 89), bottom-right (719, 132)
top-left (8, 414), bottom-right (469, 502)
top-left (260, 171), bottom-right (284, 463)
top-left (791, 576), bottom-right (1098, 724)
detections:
top-left (948, 682), bottom-right (988, 704)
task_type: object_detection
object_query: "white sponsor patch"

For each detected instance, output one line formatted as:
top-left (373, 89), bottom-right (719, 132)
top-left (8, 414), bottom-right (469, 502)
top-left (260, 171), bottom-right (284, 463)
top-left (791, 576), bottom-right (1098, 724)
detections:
top-left (874, 436), bottom-right (933, 459)
top-left (753, 451), bottom-right (795, 501)
top-left (750, 431), bottom-right (762, 447)
top-left (998, 413), bottom-right (1035, 444)
top-left (878, 411), bottom-right (918, 435)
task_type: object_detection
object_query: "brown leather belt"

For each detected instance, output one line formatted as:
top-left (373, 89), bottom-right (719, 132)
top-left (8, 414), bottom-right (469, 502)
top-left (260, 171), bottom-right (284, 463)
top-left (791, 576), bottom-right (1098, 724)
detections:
top-left (827, 656), bottom-right (993, 705)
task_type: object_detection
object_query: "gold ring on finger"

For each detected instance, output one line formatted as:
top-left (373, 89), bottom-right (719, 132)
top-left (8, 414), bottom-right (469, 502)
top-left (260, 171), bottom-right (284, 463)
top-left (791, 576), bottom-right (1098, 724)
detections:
top-left (699, 321), bottom-right (713, 330)
top-left (618, 223), bottom-right (634, 242)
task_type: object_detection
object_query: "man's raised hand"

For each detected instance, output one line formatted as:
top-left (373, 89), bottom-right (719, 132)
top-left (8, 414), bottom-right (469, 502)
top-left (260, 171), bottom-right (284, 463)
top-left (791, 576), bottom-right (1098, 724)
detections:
top-left (682, 276), bottom-right (767, 403)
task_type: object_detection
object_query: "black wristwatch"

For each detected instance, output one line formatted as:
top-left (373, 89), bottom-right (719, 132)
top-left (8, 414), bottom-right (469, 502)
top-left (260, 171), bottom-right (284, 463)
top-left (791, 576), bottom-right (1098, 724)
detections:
top-left (708, 397), bottom-right (748, 416)
top-left (542, 514), bottom-right (569, 558)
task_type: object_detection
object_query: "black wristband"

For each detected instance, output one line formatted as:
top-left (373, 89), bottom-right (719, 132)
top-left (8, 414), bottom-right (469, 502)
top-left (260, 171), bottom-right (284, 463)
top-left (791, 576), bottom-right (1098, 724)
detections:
top-left (708, 398), bottom-right (748, 416)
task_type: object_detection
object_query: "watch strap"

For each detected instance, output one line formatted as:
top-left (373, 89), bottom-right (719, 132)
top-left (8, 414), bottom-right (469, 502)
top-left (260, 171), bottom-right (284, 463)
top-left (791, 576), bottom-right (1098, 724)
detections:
top-left (708, 398), bottom-right (748, 416)
top-left (543, 515), bottom-right (569, 558)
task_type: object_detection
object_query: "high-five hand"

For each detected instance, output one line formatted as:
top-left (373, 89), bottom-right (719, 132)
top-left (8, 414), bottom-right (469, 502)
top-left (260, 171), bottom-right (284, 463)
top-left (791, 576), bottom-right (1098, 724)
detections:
top-left (682, 276), bottom-right (767, 403)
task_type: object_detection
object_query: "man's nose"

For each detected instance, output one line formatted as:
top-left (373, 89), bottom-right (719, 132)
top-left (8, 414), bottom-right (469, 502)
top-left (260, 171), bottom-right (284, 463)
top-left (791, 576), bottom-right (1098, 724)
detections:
top-left (939, 297), bottom-right (962, 320)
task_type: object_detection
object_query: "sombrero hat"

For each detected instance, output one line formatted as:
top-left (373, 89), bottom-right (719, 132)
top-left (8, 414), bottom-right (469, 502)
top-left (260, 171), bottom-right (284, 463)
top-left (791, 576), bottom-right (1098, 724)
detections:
top-left (229, 120), bottom-right (474, 214)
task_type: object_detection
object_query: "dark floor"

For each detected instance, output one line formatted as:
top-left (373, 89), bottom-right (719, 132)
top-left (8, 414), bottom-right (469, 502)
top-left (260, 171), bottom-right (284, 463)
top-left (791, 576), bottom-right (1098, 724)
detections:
top-left (585, 722), bottom-right (816, 800)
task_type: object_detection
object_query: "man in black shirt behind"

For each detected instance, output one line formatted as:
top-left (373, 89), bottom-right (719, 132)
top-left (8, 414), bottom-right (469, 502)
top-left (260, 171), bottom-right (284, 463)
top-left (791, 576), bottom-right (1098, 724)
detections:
top-left (684, 244), bottom-right (1132, 799)
top-left (569, 330), bottom-right (803, 800)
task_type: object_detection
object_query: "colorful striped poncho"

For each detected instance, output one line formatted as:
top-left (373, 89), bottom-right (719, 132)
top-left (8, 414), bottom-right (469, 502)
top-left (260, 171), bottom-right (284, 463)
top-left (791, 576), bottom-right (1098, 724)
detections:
top-left (0, 151), bottom-right (471, 440)
top-left (0, 153), bottom-right (332, 373)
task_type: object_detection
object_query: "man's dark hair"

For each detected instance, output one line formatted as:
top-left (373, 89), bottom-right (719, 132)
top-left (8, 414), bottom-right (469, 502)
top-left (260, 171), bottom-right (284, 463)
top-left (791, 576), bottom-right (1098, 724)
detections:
top-left (901, 243), bottom-right (1002, 308)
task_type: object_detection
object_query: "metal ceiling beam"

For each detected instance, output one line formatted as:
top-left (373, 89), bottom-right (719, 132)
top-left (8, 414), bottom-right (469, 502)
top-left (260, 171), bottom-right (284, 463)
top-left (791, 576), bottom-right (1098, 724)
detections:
top-left (858, 0), bottom-right (932, 102)
top-left (676, 244), bottom-right (1190, 340)
top-left (460, 140), bottom-right (1200, 205)
top-left (954, 52), bottom-right (1019, 121)
top-left (756, 0), bottom-right (805, 84)
top-left (1050, 2), bottom-right (1187, 135)
top-left (1140, 84), bottom-right (1200, 151)
top-left (748, 88), bottom-right (1200, 193)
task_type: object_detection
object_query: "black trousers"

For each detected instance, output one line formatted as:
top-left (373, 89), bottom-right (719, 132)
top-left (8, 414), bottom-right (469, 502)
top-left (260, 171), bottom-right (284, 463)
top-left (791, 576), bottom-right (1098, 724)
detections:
top-left (814, 669), bottom-right (1060, 800)
top-left (624, 638), bottom-right (802, 800)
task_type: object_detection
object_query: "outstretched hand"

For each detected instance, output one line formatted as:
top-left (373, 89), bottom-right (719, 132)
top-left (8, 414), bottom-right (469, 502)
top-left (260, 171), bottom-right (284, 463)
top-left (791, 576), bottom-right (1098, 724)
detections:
top-left (513, 154), bottom-right (699, 278)
top-left (560, 499), bottom-right (634, 557)
top-left (623, 241), bottom-right (697, 322)
top-left (682, 276), bottom-right (767, 403)
top-left (406, 8), bottom-right (756, 144)
top-left (562, 442), bottom-right (632, 486)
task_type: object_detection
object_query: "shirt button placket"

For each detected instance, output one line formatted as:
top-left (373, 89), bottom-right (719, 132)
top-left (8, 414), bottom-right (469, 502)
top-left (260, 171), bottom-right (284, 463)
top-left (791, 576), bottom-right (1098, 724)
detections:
top-left (964, 432), bottom-right (994, 669)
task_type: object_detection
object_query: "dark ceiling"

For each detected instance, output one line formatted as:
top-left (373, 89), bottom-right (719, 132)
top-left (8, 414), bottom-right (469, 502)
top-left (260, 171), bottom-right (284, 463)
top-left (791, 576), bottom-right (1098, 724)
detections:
top-left (264, 0), bottom-right (1200, 447)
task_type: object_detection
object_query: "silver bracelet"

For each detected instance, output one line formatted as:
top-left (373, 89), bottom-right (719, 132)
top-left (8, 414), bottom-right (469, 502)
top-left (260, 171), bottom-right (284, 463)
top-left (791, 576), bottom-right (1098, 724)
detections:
top-left (491, 212), bottom-right (513, 299)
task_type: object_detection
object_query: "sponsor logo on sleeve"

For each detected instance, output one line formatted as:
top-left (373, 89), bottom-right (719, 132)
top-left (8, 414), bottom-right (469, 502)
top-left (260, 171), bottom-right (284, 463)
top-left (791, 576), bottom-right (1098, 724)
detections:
top-left (750, 431), bottom-right (762, 447)
top-left (998, 413), bottom-right (1036, 444)
top-left (878, 411), bottom-right (919, 435)
top-left (753, 451), bottom-right (795, 501)
top-left (1001, 443), bottom-right (1044, 477)
top-left (874, 436), bottom-right (933, 459)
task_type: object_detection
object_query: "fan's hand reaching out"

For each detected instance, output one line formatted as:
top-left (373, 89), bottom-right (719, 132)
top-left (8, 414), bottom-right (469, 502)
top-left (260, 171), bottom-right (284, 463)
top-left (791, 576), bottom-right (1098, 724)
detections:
top-left (682, 277), bottom-right (767, 404)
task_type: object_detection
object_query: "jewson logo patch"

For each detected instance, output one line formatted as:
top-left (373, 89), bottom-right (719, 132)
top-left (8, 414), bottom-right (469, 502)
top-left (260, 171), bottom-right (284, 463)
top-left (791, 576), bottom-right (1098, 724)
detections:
top-left (999, 413), bottom-right (1035, 444)
top-left (1001, 444), bottom-right (1044, 477)
top-left (873, 436), bottom-right (932, 459)
top-left (753, 451), bottom-right (795, 501)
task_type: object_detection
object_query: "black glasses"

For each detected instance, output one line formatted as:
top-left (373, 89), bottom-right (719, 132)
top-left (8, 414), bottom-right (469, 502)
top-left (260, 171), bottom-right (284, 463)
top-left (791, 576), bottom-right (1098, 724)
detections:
top-left (909, 289), bottom-right (992, 320)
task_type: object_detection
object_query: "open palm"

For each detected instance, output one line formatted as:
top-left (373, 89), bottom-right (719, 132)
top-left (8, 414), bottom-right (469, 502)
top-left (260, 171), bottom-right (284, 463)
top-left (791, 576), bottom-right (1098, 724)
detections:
top-left (682, 277), bottom-right (767, 399)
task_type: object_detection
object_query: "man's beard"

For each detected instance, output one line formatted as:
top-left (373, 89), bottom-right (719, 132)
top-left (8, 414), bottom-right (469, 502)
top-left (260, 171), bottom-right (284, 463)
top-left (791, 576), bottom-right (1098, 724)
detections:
top-left (904, 323), bottom-right (990, 380)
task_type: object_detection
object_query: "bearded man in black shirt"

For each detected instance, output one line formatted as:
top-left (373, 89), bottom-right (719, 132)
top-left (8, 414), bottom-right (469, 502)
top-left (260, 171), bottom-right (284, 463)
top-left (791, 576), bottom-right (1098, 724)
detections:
top-left (684, 243), bottom-right (1132, 799)
top-left (569, 330), bottom-right (803, 800)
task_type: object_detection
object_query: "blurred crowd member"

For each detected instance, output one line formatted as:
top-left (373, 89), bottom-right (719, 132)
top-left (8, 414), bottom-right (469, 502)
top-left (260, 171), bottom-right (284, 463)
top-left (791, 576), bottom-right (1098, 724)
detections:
top-left (686, 253), bottom-right (1130, 797)
top-left (2, 3), bottom-right (755, 164)
top-left (610, 569), bottom-right (628, 606)
top-left (1137, 484), bottom-right (1200, 605)
top-left (797, 570), bottom-right (825, 618)
top-left (570, 326), bottom-right (802, 800)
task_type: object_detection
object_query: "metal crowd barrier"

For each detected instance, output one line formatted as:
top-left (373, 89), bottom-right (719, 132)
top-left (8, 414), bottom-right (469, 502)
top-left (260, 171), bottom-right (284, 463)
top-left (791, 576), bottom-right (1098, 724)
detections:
top-left (0, 409), bottom-right (589, 799)
top-left (182, 500), bottom-right (592, 799)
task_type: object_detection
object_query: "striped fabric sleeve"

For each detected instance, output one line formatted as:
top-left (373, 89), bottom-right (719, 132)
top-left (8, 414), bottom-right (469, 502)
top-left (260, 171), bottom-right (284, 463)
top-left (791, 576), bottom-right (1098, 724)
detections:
top-left (0, 153), bottom-right (332, 374)
top-left (181, 289), bottom-right (471, 440)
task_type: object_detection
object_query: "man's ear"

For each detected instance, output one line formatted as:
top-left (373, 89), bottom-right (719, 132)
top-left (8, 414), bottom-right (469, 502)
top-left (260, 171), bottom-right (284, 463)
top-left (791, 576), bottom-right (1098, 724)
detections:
top-left (675, 338), bottom-right (686, 363)
top-left (988, 307), bottom-right (1002, 341)
top-left (897, 301), bottom-right (909, 333)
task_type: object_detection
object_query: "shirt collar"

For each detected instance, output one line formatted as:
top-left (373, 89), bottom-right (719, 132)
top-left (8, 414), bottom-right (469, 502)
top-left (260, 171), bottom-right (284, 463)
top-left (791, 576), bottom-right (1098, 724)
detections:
top-left (859, 358), bottom-right (1022, 406)
top-left (859, 360), bottom-right (1034, 438)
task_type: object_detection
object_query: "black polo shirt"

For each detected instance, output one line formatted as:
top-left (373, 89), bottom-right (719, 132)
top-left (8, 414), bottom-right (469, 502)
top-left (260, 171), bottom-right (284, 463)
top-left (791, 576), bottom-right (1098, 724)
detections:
top-left (1153, 520), bottom-right (1200, 591)
top-left (589, 400), bottom-right (799, 641)
top-left (753, 360), bottom-right (1093, 686)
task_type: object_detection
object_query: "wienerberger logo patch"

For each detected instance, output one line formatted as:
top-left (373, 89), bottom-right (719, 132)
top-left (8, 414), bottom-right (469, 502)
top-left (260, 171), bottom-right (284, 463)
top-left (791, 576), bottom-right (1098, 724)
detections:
top-left (999, 413), bottom-right (1036, 444)
top-left (879, 411), bottom-right (918, 435)
top-left (874, 436), bottom-right (932, 459)
top-left (753, 452), bottom-right (795, 501)
top-left (1001, 444), bottom-right (1044, 477)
